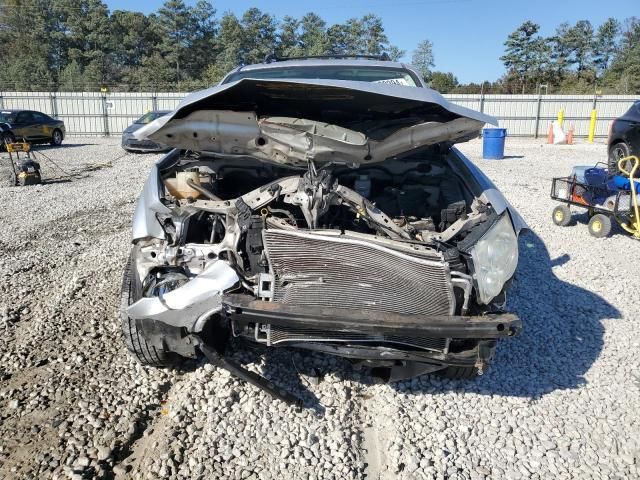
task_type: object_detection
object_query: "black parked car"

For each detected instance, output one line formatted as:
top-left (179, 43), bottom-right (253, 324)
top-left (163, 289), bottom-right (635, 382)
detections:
top-left (121, 110), bottom-right (171, 152)
top-left (609, 100), bottom-right (640, 174)
top-left (0, 109), bottom-right (65, 147)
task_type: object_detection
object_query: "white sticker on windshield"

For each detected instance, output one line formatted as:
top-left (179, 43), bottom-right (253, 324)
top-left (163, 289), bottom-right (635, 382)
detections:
top-left (374, 78), bottom-right (411, 86)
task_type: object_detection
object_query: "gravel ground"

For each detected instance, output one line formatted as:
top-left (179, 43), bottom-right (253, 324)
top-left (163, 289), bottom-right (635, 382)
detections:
top-left (0, 137), bottom-right (638, 480)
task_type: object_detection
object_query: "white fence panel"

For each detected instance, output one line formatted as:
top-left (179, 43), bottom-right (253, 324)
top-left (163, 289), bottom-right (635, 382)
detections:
top-left (444, 94), bottom-right (637, 138)
top-left (0, 91), bottom-right (637, 138)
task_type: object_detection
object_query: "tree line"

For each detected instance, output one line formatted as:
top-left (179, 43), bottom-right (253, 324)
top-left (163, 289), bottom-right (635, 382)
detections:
top-left (0, 0), bottom-right (404, 91)
top-left (414, 17), bottom-right (640, 94)
top-left (0, 1), bottom-right (638, 94)
top-left (495, 17), bottom-right (640, 95)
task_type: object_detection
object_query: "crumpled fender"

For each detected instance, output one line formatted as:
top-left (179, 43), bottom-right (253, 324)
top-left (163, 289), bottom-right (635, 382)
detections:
top-left (126, 261), bottom-right (240, 331)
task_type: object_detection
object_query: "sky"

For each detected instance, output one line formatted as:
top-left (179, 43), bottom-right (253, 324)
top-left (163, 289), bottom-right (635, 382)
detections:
top-left (105, 0), bottom-right (638, 84)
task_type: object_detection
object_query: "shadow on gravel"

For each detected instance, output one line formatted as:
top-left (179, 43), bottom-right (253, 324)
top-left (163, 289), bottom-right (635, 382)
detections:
top-left (177, 342), bottom-right (330, 412)
top-left (41, 178), bottom-right (73, 185)
top-left (401, 230), bottom-right (621, 399)
top-left (32, 143), bottom-right (96, 150)
top-left (237, 344), bottom-right (331, 413)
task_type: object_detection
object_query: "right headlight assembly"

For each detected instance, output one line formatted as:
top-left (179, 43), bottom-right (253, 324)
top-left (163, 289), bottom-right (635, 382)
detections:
top-left (469, 214), bottom-right (519, 304)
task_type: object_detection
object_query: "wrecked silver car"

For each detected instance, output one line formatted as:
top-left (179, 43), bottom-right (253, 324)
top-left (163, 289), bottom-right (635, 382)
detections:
top-left (121, 58), bottom-right (526, 404)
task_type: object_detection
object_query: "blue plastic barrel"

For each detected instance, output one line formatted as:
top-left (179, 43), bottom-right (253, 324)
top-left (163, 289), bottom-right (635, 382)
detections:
top-left (482, 128), bottom-right (507, 159)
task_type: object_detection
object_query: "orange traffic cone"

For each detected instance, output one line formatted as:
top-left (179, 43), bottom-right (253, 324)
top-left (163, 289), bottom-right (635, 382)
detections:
top-left (547, 123), bottom-right (554, 144)
top-left (567, 123), bottom-right (575, 145)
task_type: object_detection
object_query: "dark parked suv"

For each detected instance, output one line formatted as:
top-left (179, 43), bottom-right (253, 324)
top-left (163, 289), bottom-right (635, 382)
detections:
top-left (0, 109), bottom-right (65, 147)
top-left (609, 100), bottom-right (640, 174)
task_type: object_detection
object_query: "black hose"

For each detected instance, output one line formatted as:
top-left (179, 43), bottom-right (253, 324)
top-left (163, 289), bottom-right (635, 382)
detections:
top-left (186, 178), bottom-right (222, 201)
top-left (199, 342), bottom-right (303, 409)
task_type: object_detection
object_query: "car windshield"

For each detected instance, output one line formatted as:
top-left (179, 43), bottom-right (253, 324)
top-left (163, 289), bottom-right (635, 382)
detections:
top-left (225, 66), bottom-right (419, 86)
top-left (134, 112), bottom-right (168, 124)
top-left (0, 112), bottom-right (17, 123)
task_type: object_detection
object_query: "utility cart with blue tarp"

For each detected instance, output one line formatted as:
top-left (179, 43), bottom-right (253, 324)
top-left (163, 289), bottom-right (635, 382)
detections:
top-left (550, 156), bottom-right (640, 239)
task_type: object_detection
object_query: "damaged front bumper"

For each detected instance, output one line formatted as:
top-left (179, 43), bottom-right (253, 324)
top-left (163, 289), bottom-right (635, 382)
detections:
top-left (224, 294), bottom-right (520, 372)
top-left (126, 269), bottom-right (521, 368)
top-left (223, 294), bottom-right (521, 339)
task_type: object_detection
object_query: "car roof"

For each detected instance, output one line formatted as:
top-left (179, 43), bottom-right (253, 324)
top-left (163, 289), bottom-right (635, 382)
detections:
top-left (0, 109), bottom-right (48, 114)
top-left (226, 58), bottom-right (425, 86)
top-left (236, 58), bottom-right (410, 71)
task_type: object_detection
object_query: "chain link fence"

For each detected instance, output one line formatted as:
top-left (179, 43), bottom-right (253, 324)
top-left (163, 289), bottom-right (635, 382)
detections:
top-left (0, 91), bottom-right (636, 138)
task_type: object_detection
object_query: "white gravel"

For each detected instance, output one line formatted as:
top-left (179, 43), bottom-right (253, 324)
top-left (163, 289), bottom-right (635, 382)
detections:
top-left (0, 137), bottom-right (638, 479)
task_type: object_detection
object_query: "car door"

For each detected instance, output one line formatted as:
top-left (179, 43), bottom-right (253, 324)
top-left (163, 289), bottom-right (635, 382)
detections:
top-left (11, 111), bottom-right (35, 140)
top-left (11, 112), bottom-right (31, 140)
top-left (31, 111), bottom-right (53, 140)
top-left (626, 102), bottom-right (640, 155)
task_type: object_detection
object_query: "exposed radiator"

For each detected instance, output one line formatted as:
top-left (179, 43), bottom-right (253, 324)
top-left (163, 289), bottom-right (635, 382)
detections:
top-left (262, 230), bottom-right (454, 316)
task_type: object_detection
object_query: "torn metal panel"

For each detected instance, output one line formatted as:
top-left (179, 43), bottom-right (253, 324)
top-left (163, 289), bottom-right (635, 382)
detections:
top-left (126, 261), bottom-right (239, 329)
top-left (135, 79), bottom-right (497, 165)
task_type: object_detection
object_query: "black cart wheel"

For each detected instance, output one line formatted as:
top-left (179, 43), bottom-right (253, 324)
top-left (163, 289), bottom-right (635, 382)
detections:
top-left (588, 214), bottom-right (612, 238)
top-left (552, 205), bottom-right (572, 226)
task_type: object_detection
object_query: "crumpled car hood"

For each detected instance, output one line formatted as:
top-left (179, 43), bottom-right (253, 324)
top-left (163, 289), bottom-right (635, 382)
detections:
top-left (135, 78), bottom-right (497, 166)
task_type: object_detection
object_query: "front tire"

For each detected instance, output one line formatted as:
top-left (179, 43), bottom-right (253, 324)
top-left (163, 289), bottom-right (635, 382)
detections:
top-left (120, 251), bottom-right (178, 367)
top-left (50, 129), bottom-right (63, 146)
top-left (609, 142), bottom-right (631, 175)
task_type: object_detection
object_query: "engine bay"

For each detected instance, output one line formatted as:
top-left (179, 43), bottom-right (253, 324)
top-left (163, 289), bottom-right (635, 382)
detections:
top-left (162, 150), bottom-right (483, 235)
top-left (132, 147), bottom-right (499, 324)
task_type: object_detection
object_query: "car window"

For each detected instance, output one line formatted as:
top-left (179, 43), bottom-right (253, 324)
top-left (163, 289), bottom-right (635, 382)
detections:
top-left (225, 66), bottom-right (419, 87)
top-left (0, 111), bottom-right (17, 123)
top-left (134, 111), bottom-right (169, 124)
top-left (16, 112), bottom-right (34, 123)
top-left (32, 112), bottom-right (49, 122)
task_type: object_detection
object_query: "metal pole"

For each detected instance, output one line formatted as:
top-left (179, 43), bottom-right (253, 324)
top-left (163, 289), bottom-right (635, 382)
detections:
top-left (535, 93), bottom-right (542, 139)
top-left (101, 94), bottom-right (110, 137)
top-left (534, 84), bottom-right (547, 139)
top-left (152, 94), bottom-right (158, 112)
top-left (49, 92), bottom-right (58, 118)
top-left (479, 83), bottom-right (485, 113)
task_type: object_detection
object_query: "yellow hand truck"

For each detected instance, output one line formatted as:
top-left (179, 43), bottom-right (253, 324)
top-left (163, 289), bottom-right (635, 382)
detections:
top-left (616, 155), bottom-right (640, 238)
top-left (3, 140), bottom-right (42, 186)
